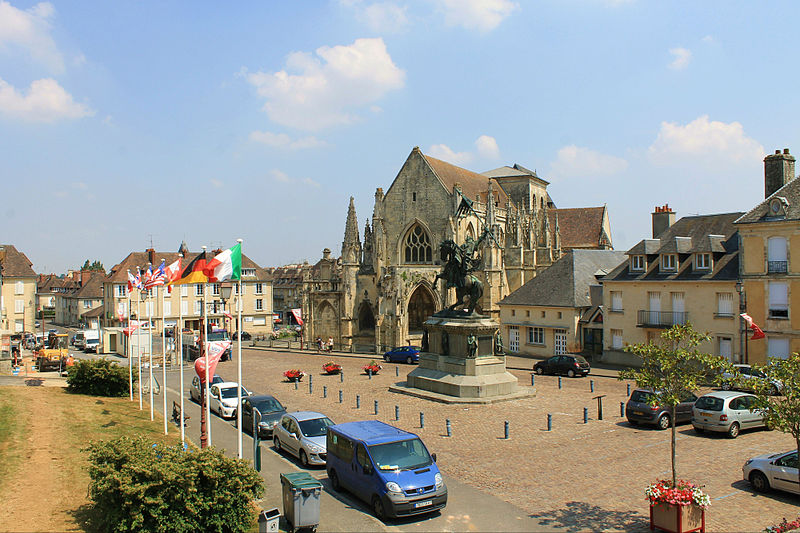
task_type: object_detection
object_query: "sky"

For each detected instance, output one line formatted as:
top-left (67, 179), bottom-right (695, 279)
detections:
top-left (2, 0), bottom-right (800, 274)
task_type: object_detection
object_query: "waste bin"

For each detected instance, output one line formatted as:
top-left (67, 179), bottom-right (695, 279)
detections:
top-left (280, 472), bottom-right (322, 533)
top-left (258, 508), bottom-right (280, 533)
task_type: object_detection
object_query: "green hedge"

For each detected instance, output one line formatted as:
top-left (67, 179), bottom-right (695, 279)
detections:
top-left (66, 358), bottom-right (132, 397)
top-left (85, 436), bottom-right (263, 533)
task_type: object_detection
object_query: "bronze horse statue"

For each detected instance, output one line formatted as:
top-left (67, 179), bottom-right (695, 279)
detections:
top-left (435, 239), bottom-right (484, 314)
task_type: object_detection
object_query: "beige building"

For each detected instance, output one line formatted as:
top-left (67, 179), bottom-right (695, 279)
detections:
top-left (54, 271), bottom-right (104, 327)
top-left (601, 207), bottom-right (744, 366)
top-left (101, 246), bottom-right (273, 336)
top-left (37, 274), bottom-right (79, 322)
top-left (499, 249), bottom-right (625, 358)
top-left (268, 263), bottom-right (311, 328)
top-left (735, 148), bottom-right (800, 364)
top-left (0, 244), bottom-right (38, 334)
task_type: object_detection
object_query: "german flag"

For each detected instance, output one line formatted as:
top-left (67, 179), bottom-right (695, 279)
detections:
top-left (167, 251), bottom-right (209, 285)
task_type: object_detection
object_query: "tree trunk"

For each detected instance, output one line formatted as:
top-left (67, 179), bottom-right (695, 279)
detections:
top-left (796, 437), bottom-right (799, 498)
top-left (671, 404), bottom-right (677, 487)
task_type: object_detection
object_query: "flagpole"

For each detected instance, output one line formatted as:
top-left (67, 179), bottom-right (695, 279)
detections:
top-left (177, 254), bottom-right (185, 445)
top-left (148, 264), bottom-right (154, 422)
top-left (236, 238), bottom-right (243, 459)
top-left (127, 270), bottom-right (132, 401)
top-left (161, 260), bottom-right (168, 436)
top-left (204, 266), bottom-right (212, 447)
top-left (137, 285), bottom-right (143, 411)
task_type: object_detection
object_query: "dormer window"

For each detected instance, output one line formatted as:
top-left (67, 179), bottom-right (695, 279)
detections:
top-left (695, 253), bottom-right (711, 270)
top-left (631, 255), bottom-right (645, 272)
top-left (661, 254), bottom-right (677, 271)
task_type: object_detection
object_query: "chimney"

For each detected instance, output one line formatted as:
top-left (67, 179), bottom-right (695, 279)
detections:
top-left (147, 248), bottom-right (156, 265)
top-left (80, 270), bottom-right (91, 286)
top-left (765, 148), bottom-right (795, 198)
top-left (652, 204), bottom-right (676, 238)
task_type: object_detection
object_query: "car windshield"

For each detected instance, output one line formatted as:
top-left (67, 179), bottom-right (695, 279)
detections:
top-left (368, 438), bottom-right (432, 471)
top-left (298, 417), bottom-right (334, 437)
top-left (695, 396), bottom-right (724, 411)
top-left (573, 356), bottom-right (588, 364)
top-left (252, 398), bottom-right (283, 413)
top-left (207, 332), bottom-right (229, 341)
top-left (220, 386), bottom-right (247, 399)
top-left (630, 390), bottom-right (654, 403)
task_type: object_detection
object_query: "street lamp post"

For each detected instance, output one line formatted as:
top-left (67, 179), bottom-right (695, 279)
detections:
top-left (736, 281), bottom-right (748, 364)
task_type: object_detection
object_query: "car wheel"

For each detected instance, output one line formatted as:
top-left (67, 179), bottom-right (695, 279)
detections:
top-left (749, 471), bottom-right (770, 493)
top-left (372, 495), bottom-right (386, 520)
top-left (300, 450), bottom-right (309, 467)
top-left (727, 422), bottom-right (740, 439)
top-left (567, 369), bottom-right (576, 378)
top-left (330, 470), bottom-right (341, 491)
top-left (406, 356), bottom-right (413, 364)
top-left (274, 435), bottom-right (281, 452)
top-left (535, 367), bottom-right (544, 375)
top-left (384, 355), bottom-right (390, 363)
top-left (657, 414), bottom-right (671, 430)
top-left (721, 381), bottom-right (731, 391)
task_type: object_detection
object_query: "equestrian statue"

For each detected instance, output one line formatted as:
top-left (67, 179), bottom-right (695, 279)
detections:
top-left (435, 229), bottom-right (489, 315)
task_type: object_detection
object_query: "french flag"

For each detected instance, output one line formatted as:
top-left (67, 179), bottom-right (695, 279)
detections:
top-left (740, 313), bottom-right (766, 340)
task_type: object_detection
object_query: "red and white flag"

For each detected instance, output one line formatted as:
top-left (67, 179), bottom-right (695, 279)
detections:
top-left (193, 340), bottom-right (232, 383)
top-left (164, 257), bottom-right (182, 294)
top-left (740, 313), bottom-right (766, 340)
top-left (223, 311), bottom-right (233, 320)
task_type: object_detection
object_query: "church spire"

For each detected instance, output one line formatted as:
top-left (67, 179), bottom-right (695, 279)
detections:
top-left (341, 196), bottom-right (361, 265)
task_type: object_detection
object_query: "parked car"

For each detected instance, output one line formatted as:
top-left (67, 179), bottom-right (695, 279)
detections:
top-left (189, 374), bottom-right (224, 402)
top-left (84, 338), bottom-right (101, 353)
top-left (626, 389), bottom-right (698, 429)
top-left (232, 331), bottom-right (252, 341)
top-left (273, 411), bottom-right (335, 467)
top-left (383, 346), bottom-right (420, 364)
top-left (238, 394), bottom-right (287, 438)
top-left (209, 382), bottom-right (251, 419)
top-left (721, 364), bottom-right (782, 396)
top-left (692, 391), bottom-right (768, 438)
top-left (743, 450), bottom-right (799, 495)
top-left (533, 355), bottom-right (590, 377)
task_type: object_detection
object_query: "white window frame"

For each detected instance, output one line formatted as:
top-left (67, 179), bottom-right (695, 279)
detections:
top-left (695, 253), bottom-right (711, 270)
top-left (716, 293), bottom-right (733, 317)
top-left (768, 282), bottom-right (789, 319)
top-left (768, 337), bottom-right (790, 360)
top-left (661, 254), bottom-right (677, 271)
top-left (610, 291), bottom-right (623, 312)
top-left (15, 281), bottom-right (24, 295)
top-left (115, 284), bottom-right (126, 297)
top-left (527, 326), bottom-right (545, 345)
top-left (255, 283), bottom-right (263, 295)
top-left (163, 300), bottom-right (172, 316)
top-left (181, 285), bottom-right (188, 297)
top-left (212, 284), bottom-right (220, 296)
top-left (181, 301), bottom-right (189, 316)
top-left (195, 284), bottom-right (203, 296)
top-left (14, 299), bottom-right (24, 313)
top-left (630, 255), bottom-right (645, 272)
top-left (255, 298), bottom-right (263, 311)
top-left (193, 301), bottom-right (201, 315)
top-left (611, 329), bottom-right (623, 349)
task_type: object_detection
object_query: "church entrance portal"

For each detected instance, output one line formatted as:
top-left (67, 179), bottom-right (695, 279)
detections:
top-left (407, 286), bottom-right (435, 335)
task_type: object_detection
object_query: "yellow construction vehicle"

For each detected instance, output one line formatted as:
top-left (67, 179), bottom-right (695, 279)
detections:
top-left (36, 333), bottom-right (69, 371)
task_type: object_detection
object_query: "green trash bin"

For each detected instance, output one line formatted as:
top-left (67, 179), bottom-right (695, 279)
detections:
top-left (280, 472), bottom-right (322, 533)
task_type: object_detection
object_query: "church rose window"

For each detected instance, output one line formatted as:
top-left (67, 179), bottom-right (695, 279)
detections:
top-left (404, 224), bottom-right (433, 263)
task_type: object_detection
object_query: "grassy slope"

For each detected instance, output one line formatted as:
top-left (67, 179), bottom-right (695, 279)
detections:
top-left (0, 387), bottom-right (29, 489)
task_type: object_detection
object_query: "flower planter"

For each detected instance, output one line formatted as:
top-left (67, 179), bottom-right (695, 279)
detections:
top-left (363, 366), bottom-right (381, 375)
top-left (286, 376), bottom-right (303, 382)
top-left (283, 370), bottom-right (305, 382)
top-left (322, 365), bottom-right (341, 375)
top-left (649, 502), bottom-right (705, 533)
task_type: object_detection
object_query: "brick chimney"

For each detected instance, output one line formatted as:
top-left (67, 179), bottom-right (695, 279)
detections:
top-left (652, 204), bottom-right (676, 238)
top-left (80, 269), bottom-right (91, 286)
top-left (147, 248), bottom-right (156, 265)
top-left (765, 148), bottom-right (795, 198)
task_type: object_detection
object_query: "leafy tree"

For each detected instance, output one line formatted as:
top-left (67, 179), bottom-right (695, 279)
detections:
top-left (81, 259), bottom-right (105, 271)
top-left (749, 353), bottom-right (800, 494)
top-left (86, 435), bottom-right (263, 532)
top-left (67, 358), bottom-right (132, 397)
top-left (619, 323), bottom-right (731, 486)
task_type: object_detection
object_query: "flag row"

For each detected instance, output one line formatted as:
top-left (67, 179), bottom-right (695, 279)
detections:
top-left (127, 243), bottom-right (242, 293)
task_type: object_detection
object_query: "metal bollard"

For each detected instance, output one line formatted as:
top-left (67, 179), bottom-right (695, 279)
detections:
top-left (396, 366), bottom-right (399, 377)
top-left (339, 390), bottom-right (343, 403)
top-left (323, 386), bottom-right (327, 399)
top-left (627, 383), bottom-right (630, 396)
top-left (584, 407), bottom-right (588, 424)
top-left (309, 376), bottom-right (313, 394)
top-left (395, 405), bottom-right (399, 421)
top-left (547, 414), bottom-right (552, 431)
top-left (590, 380), bottom-right (594, 393)
top-left (294, 379), bottom-right (298, 390)
top-left (368, 368), bottom-right (372, 379)
top-left (356, 395), bottom-right (361, 409)
top-left (620, 401), bottom-right (625, 417)
top-left (558, 377), bottom-right (562, 389)
top-left (504, 420), bottom-right (509, 439)
top-left (374, 400), bottom-right (379, 415)
top-left (446, 419), bottom-right (452, 437)
top-left (341, 371), bottom-right (344, 383)
top-left (420, 412), bottom-right (425, 428)
top-left (531, 373), bottom-right (535, 387)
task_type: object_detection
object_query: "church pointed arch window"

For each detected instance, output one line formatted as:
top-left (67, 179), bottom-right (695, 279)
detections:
top-left (466, 223), bottom-right (476, 242)
top-left (404, 223), bottom-right (433, 264)
top-left (407, 285), bottom-right (435, 333)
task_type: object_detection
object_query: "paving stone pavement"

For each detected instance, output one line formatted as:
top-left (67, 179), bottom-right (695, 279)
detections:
top-left (218, 347), bottom-right (799, 532)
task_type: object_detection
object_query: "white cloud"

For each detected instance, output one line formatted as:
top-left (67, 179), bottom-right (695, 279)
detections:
top-left (269, 169), bottom-right (319, 187)
top-left (550, 145), bottom-right (628, 179)
top-left (249, 130), bottom-right (326, 150)
top-left (209, 179), bottom-right (223, 188)
top-left (436, 0), bottom-right (518, 33)
top-left (342, 1), bottom-right (409, 33)
top-left (702, 35), bottom-right (714, 43)
top-left (0, 1), bottom-right (64, 72)
top-left (427, 144), bottom-right (473, 166)
top-left (245, 38), bottom-right (405, 131)
top-left (648, 115), bottom-right (764, 165)
top-left (0, 77), bottom-right (94, 122)
top-left (475, 135), bottom-right (499, 159)
top-left (270, 169), bottom-right (291, 183)
top-left (668, 47), bottom-right (692, 70)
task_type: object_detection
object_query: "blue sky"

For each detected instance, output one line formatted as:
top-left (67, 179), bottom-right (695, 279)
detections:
top-left (2, 0), bottom-right (799, 273)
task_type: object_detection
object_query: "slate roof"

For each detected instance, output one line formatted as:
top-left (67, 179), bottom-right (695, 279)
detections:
top-left (423, 153), bottom-right (509, 204)
top-left (482, 164), bottom-right (550, 186)
top-left (107, 249), bottom-right (270, 284)
top-left (499, 249), bottom-right (627, 308)
top-left (547, 206), bottom-right (610, 249)
top-left (0, 244), bottom-right (36, 278)
top-left (71, 272), bottom-right (105, 299)
top-left (736, 176), bottom-right (800, 224)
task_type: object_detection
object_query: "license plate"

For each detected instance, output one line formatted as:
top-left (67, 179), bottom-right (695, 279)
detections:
top-left (700, 412), bottom-right (713, 418)
top-left (634, 411), bottom-right (645, 416)
top-left (414, 500), bottom-right (432, 508)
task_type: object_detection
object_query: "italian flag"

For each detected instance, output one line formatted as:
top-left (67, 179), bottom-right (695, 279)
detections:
top-left (205, 242), bottom-right (242, 282)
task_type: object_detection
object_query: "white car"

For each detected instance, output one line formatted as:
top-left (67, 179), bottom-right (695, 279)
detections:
top-left (743, 450), bottom-right (799, 495)
top-left (722, 364), bottom-right (783, 396)
top-left (209, 382), bottom-right (250, 419)
top-left (273, 411), bottom-right (334, 467)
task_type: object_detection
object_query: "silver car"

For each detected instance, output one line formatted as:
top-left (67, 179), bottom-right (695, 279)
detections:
top-left (692, 391), bottom-right (767, 438)
top-left (721, 364), bottom-right (782, 396)
top-left (743, 450), bottom-right (799, 495)
top-left (273, 411), bottom-right (334, 467)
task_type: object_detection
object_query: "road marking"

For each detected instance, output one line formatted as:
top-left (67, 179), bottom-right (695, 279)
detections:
top-left (713, 490), bottom-right (742, 500)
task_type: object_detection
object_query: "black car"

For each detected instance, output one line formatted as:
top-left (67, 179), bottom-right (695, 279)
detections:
top-left (533, 355), bottom-right (590, 377)
top-left (237, 394), bottom-right (287, 439)
top-left (626, 389), bottom-right (698, 429)
top-left (232, 331), bottom-right (252, 341)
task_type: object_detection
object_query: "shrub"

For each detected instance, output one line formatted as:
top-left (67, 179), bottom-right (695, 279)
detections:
top-left (85, 435), bottom-right (263, 533)
top-left (66, 358), bottom-right (133, 397)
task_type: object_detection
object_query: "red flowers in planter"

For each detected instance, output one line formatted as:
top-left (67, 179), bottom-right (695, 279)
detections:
top-left (765, 516), bottom-right (800, 533)
top-left (362, 361), bottom-right (382, 375)
top-left (645, 479), bottom-right (710, 508)
top-left (283, 369), bottom-right (305, 381)
top-left (322, 362), bottom-right (341, 374)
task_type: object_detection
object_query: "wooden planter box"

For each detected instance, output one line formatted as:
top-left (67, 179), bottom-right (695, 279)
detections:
top-left (650, 502), bottom-right (705, 533)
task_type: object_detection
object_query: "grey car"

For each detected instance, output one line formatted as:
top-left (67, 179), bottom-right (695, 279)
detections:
top-left (626, 389), bottom-right (698, 429)
top-left (721, 364), bottom-right (782, 396)
top-left (238, 395), bottom-right (286, 439)
top-left (273, 411), bottom-right (334, 467)
top-left (692, 391), bottom-right (768, 438)
top-left (743, 450), bottom-right (799, 495)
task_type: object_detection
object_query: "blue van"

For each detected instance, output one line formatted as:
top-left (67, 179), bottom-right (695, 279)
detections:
top-left (326, 420), bottom-right (447, 519)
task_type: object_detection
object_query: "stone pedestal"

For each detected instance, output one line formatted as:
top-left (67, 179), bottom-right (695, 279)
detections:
top-left (392, 313), bottom-right (533, 404)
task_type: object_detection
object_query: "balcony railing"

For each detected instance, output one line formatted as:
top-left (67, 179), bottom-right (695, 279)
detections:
top-left (637, 310), bottom-right (689, 328)
top-left (768, 261), bottom-right (788, 273)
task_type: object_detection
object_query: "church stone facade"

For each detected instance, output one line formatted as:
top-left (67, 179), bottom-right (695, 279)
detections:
top-left (302, 147), bottom-right (613, 351)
